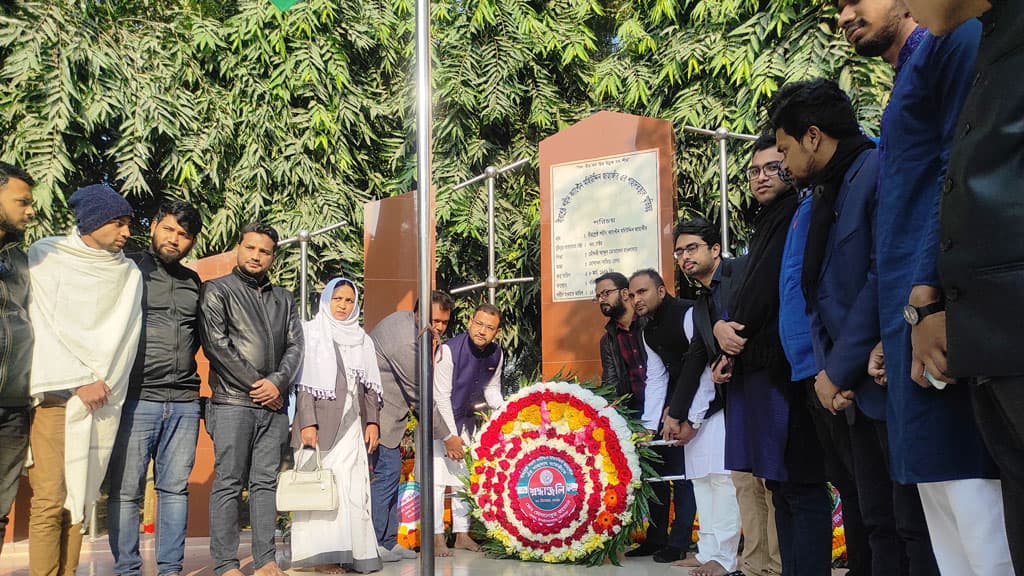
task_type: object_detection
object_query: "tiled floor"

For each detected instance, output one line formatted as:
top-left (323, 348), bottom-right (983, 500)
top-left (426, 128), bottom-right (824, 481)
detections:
top-left (0, 535), bottom-right (849, 575)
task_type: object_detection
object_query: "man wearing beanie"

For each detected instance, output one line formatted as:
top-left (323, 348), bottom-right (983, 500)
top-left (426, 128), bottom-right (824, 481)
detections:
top-left (27, 183), bottom-right (143, 576)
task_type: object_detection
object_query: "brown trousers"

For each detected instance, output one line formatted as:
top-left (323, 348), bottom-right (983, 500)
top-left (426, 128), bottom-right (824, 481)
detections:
top-left (28, 404), bottom-right (83, 576)
top-left (732, 470), bottom-right (782, 576)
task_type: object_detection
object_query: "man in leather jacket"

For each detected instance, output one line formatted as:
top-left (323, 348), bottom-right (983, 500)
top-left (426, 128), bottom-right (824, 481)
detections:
top-left (106, 201), bottom-right (204, 576)
top-left (200, 222), bottom-right (303, 576)
top-left (0, 162), bottom-right (34, 558)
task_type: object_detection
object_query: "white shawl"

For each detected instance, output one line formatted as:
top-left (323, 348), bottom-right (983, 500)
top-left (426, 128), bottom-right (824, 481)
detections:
top-left (296, 278), bottom-right (382, 407)
top-left (28, 229), bottom-right (143, 524)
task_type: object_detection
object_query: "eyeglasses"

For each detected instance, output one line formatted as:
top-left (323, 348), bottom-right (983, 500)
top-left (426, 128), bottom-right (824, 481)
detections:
top-left (673, 242), bottom-right (707, 259)
top-left (594, 288), bottom-right (618, 303)
top-left (747, 161), bottom-right (784, 180)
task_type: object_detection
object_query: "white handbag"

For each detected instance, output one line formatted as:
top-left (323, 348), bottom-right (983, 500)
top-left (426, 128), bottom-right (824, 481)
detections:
top-left (276, 445), bottom-right (338, 512)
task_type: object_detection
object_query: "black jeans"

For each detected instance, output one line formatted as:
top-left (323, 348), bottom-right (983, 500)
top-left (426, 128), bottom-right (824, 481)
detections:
top-left (972, 376), bottom-right (1024, 576)
top-left (207, 403), bottom-right (289, 576)
top-left (649, 445), bottom-right (697, 550)
top-left (0, 406), bottom-right (30, 555)
top-left (851, 413), bottom-right (939, 576)
top-left (805, 384), bottom-right (869, 576)
top-left (767, 480), bottom-right (832, 576)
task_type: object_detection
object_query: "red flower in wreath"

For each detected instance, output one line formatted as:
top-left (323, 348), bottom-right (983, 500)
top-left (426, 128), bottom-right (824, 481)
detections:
top-left (603, 489), bottom-right (619, 508)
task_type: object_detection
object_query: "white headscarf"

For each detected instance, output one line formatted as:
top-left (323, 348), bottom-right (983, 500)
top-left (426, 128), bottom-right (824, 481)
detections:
top-left (295, 278), bottom-right (383, 407)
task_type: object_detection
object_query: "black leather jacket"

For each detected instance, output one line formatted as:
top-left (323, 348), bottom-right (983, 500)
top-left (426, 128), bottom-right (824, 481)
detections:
top-left (599, 317), bottom-right (645, 400)
top-left (199, 267), bottom-right (303, 410)
top-left (127, 249), bottom-right (202, 402)
top-left (0, 239), bottom-right (32, 407)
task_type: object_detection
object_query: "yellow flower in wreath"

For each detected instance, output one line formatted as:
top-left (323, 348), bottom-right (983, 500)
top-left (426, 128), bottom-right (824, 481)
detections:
top-left (518, 405), bottom-right (542, 426)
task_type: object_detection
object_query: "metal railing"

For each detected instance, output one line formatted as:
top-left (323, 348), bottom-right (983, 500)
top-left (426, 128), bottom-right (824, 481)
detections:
top-left (683, 126), bottom-right (757, 257)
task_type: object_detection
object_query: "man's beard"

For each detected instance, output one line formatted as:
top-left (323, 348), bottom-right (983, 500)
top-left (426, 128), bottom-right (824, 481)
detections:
top-left (852, 14), bottom-right (901, 58)
top-left (601, 300), bottom-right (626, 320)
top-left (0, 210), bottom-right (22, 237)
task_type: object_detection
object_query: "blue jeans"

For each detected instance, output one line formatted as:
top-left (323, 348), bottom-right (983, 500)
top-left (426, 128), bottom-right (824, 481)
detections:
top-left (370, 445), bottom-right (402, 549)
top-left (207, 403), bottom-right (288, 576)
top-left (107, 399), bottom-right (200, 576)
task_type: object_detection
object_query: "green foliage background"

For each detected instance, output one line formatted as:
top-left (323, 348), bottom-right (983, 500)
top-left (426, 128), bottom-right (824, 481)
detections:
top-left (0, 0), bottom-right (892, 378)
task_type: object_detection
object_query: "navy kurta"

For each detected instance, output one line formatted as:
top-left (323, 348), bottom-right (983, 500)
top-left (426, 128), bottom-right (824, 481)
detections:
top-left (876, 23), bottom-right (996, 484)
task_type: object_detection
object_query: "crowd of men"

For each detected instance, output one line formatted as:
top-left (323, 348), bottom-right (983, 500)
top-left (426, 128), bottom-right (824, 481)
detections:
top-left (595, 2), bottom-right (1022, 575)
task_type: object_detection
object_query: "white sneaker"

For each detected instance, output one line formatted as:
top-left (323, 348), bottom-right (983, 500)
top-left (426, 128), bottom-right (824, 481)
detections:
top-left (391, 544), bottom-right (418, 559)
top-left (377, 545), bottom-right (402, 562)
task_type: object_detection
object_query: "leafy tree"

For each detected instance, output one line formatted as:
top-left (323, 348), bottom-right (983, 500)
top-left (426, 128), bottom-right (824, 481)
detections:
top-left (0, 0), bottom-right (893, 378)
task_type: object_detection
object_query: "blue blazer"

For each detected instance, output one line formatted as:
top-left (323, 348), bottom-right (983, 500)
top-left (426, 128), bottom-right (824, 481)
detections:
top-left (809, 148), bottom-right (887, 421)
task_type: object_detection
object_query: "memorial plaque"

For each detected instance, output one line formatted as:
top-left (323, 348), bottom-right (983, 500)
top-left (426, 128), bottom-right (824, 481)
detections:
top-left (550, 149), bottom-right (662, 302)
top-left (540, 111), bottom-right (677, 382)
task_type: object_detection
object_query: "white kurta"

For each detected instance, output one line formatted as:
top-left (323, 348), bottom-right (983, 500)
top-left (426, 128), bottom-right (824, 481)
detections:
top-left (682, 308), bottom-right (728, 479)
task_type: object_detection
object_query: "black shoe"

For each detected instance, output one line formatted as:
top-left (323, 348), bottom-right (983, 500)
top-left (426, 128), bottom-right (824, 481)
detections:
top-left (624, 543), bottom-right (660, 557)
top-left (652, 546), bottom-right (682, 563)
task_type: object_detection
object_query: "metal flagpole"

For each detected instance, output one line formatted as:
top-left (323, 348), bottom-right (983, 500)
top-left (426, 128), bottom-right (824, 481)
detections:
top-left (682, 126), bottom-right (757, 258)
top-left (413, 0), bottom-right (436, 566)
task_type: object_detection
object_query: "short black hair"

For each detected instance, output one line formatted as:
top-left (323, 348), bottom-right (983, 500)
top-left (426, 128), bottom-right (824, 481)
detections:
top-left (0, 161), bottom-right (35, 190)
top-left (594, 271), bottom-right (628, 290)
top-left (629, 268), bottom-right (665, 288)
top-left (473, 302), bottom-right (503, 326)
top-left (155, 200), bottom-right (203, 238)
top-left (239, 222), bottom-right (279, 245)
top-left (674, 217), bottom-right (720, 247)
top-left (751, 131), bottom-right (777, 159)
top-left (416, 290), bottom-right (454, 313)
top-left (767, 79), bottom-right (860, 141)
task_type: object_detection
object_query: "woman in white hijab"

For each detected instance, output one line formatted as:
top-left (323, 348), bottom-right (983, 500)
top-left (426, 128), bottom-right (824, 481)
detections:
top-left (290, 278), bottom-right (384, 574)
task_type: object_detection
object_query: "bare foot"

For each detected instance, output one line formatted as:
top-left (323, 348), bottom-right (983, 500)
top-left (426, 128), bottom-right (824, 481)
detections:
top-left (222, 570), bottom-right (245, 576)
top-left (691, 560), bottom-right (728, 576)
top-left (434, 534), bottom-right (453, 557)
top-left (453, 533), bottom-right (481, 552)
top-left (254, 560), bottom-right (288, 576)
top-left (672, 555), bottom-right (702, 568)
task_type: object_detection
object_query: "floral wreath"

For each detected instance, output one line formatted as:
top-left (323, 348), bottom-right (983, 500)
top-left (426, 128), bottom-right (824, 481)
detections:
top-left (464, 380), bottom-right (654, 565)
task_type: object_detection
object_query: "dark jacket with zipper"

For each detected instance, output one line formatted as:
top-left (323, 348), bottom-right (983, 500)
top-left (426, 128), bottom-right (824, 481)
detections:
top-left (600, 317), bottom-right (645, 399)
top-left (127, 249), bottom-right (202, 402)
top-left (199, 267), bottom-right (303, 411)
top-left (0, 239), bottom-right (32, 408)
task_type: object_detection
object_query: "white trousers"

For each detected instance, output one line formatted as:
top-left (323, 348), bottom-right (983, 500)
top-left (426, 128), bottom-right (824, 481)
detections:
top-left (917, 478), bottom-right (1013, 576)
top-left (692, 472), bottom-right (742, 572)
top-left (433, 484), bottom-right (471, 534)
top-left (432, 439), bottom-right (471, 534)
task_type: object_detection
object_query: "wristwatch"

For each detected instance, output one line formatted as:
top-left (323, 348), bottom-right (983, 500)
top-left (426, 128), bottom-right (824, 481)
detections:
top-left (686, 419), bottom-right (702, 430)
top-left (903, 300), bottom-right (945, 326)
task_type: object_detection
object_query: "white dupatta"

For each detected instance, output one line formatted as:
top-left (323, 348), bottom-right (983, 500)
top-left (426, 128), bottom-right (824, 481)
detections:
top-left (28, 229), bottom-right (143, 524)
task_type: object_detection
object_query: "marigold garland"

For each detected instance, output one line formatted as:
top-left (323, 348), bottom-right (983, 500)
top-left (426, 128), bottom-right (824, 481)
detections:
top-left (464, 381), bottom-right (649, 564)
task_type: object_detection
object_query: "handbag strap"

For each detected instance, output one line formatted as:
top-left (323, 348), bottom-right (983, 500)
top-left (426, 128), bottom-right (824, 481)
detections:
top-left (298, 443), bottom-right (324, 471)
